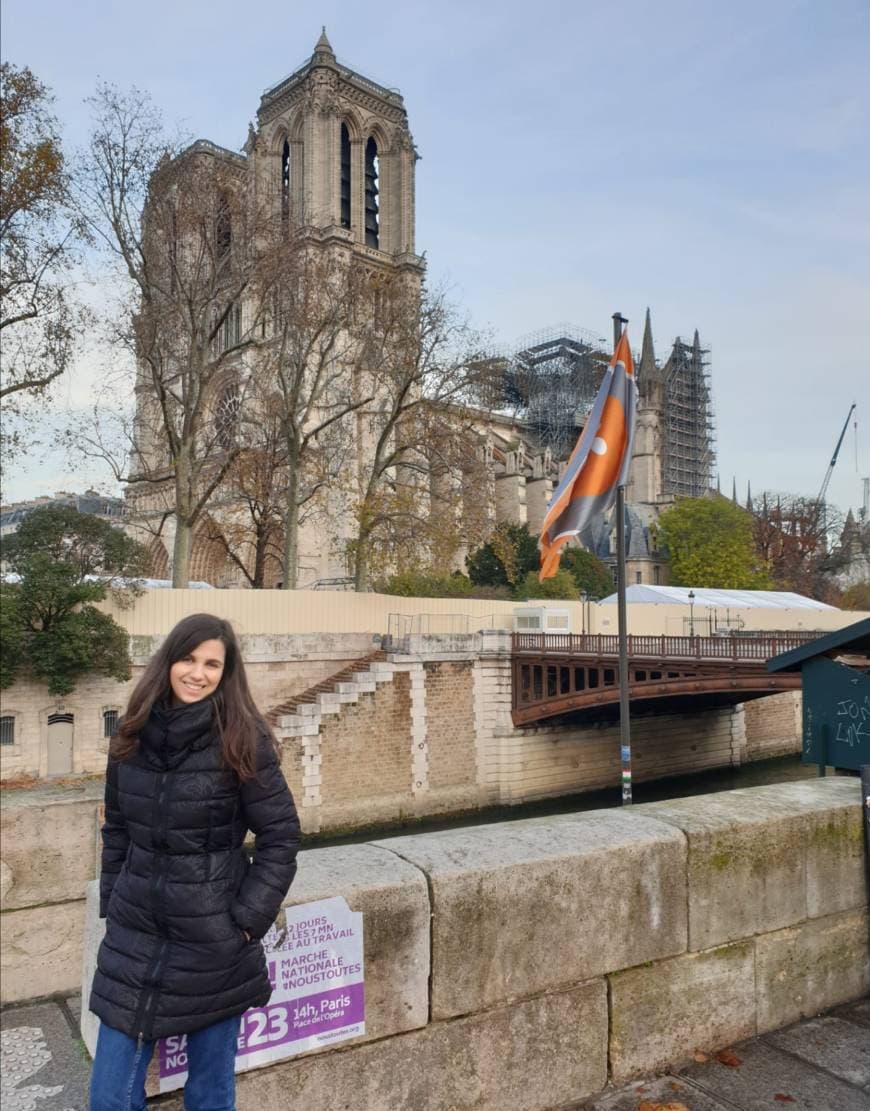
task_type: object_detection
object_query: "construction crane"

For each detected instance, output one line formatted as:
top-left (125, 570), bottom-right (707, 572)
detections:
top-left (817, 403), bottom-right (856, 506)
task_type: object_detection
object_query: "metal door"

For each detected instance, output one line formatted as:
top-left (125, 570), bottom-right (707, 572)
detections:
top-left (47, 713), bottom-right (74, 775)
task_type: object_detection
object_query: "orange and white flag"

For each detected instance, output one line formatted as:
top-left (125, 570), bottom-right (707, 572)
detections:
top-left (539, 330), bottom-right (636, 580)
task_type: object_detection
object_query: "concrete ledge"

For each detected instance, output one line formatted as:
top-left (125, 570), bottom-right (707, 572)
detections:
top-left (230, 979), bottom-right (607, 1111)
top-left (376, 810), bottom-right (687, 1019)
top-left (283, 843), bottom-right (430, 1042)
top-left (730, 778), bottom-right (865, 918)
top-left (608, 940), bottom-right (756, 1083)
top-left (633, 779), bottom-right (862, 951)
top-left (1, 900), bottom-right (86, 1002)
top-left (755, 908), bottom-right (870, 1033)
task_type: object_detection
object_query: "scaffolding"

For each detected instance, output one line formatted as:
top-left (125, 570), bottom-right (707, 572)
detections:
top-left (661, 333), bottom-right (716, 498)
top-left (497, 323), bottom-right (610, 458)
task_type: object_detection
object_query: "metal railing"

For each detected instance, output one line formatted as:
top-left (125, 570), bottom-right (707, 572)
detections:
top-left (388, 613), bottom-right (513, 638)
top-left (511, 631), bottom-right (817, 662)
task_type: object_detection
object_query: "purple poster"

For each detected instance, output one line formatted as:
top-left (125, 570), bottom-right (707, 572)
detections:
top-left (157, 896), bottom-right (365, 1092)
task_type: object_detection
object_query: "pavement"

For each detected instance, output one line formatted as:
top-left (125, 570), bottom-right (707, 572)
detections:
top-left (580, 997), bottom-right (870, 1111)
top-left (1, 995), bottom-right (88, 1111)
top-left (1, 994), bottom-right (868, 1109)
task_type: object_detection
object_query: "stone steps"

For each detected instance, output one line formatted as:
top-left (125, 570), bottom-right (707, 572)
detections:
top-left (268, 649), bottom-right (395, 739)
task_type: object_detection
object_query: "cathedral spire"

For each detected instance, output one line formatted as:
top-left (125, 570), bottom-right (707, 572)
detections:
top-left (313, 26), bottom-right (335, 59)
top-left (639, 307), bottom-right (656, 380)
top-left (745, 481), bottom-right (753, 512)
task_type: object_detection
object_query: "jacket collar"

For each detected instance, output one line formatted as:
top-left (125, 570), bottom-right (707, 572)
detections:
top-left (139, 697), bottom-right (217, 769)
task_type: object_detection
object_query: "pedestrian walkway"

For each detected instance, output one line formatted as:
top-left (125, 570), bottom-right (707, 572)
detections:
top-left (581, 997), bottom-right (870, 1111)
top-left (1, 996), bottom-right (87, 1111)
top-left (1, 994), bottom-right (867, 1109)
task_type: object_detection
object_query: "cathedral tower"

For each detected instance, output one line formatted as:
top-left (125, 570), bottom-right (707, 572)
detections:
top-left (626, 308), bottom-right (666, 505)
top-left (253, 29), bottom-right (421, 272)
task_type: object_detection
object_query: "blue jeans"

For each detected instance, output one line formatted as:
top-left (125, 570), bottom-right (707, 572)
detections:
top-left (89, 1015), bottom-right (241, 1111)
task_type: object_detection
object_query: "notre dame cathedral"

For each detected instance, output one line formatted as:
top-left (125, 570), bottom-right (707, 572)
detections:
top-left (128, 31), bottom-right (714, 589)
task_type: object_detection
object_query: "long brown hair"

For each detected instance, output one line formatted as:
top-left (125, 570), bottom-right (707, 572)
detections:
top-left (110, 613), bottom-right (274, 780)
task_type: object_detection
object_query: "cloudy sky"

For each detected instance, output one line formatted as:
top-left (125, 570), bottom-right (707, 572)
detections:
top-left (3, 0), bottom-right (869, 515)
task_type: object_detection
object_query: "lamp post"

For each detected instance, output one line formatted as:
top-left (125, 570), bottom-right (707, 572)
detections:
top-left (688, 590), bottom-right (696, 638)
top-left (580, 591), bottom-right (588, 638)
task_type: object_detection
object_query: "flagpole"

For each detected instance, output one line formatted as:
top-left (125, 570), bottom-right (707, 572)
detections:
top-left (612, 312), bottom-right (632, 805)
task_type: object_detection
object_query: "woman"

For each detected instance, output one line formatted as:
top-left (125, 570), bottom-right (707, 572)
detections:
top-left (89, 613), bottom-right (300, 1111)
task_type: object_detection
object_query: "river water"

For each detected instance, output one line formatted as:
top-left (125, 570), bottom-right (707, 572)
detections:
top-left (305, 755), bottom-right (847, 849)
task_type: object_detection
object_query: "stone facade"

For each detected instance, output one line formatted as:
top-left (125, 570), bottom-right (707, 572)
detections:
top-left (743, 690), bottom-right (802, 760)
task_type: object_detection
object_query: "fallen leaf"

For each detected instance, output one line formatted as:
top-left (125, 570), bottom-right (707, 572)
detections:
top-left (715, 1048), bottom-right (742, 1068)
top-left (670, 1082), bottom-right (684, 1092)
top-left (692, 1051), bottom-right (708, 1063)
top-left (637, 1102), bottom-right (690, 1111)
top-left (774, 1096), bottom-right (796, 1104)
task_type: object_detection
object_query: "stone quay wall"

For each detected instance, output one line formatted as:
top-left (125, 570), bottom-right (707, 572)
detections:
top-left (75, 779), bottom-right (866, 1109)
top-left (1, 630), bottom-right (801, 817)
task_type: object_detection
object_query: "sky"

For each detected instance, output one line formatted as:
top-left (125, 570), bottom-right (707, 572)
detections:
top-left (2, 0), bottom-right (869, 517)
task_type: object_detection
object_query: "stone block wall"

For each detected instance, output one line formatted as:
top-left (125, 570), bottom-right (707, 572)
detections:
top-left (0, 634), bottom-right (376, 781)
top-left (68, 779), bottom-right (866, 1110)
top-left (743, 690), bottom-right (802, 760)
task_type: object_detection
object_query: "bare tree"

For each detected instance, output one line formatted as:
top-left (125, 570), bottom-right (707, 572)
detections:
top-left (0, 63), bottom-right (86, 461)
top-left (253, 247), bottom-right (373, 588)
top-left (347, 277), bottom-right (491, 589)
top-left (74, 85), bottom-right (277, 585)
top-left (752, 492), bottom-right (844, 599)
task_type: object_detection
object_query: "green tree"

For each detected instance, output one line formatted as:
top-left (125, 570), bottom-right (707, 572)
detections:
top-left (658, 497), bottom-right (771, 589)
top-left (466, 523), bottom-right (539, 589)
top-left (376, 570), bottom-right (474, 598)
top-left (0, 506), bottom-right (147, 695)
top-left (840, 582), bottom-right (870, 611)
top-left (514, 569), bottom-right (580, 601)
top-left (559, 546), bottom-right (613, 599)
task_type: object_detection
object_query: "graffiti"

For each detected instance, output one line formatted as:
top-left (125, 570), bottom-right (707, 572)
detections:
top-left (803, 706), bottom-right (814, 755)
top-left (835, 695), bottom-right (870, 749)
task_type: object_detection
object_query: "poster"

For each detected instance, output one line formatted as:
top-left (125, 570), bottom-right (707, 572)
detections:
top-left (157, 896), bottom-right (364, 1093)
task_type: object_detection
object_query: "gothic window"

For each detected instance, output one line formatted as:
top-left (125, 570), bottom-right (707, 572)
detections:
top-left (216, 194), bottom-right (232, 262)
top-left (216, 383), bottom-right (241, 450)
top-left (169, 208), bottom-right (178, 294)
top-left (103, 709), bottom-right (120, 738)
top-left (364, 137), bottom-right (379, 249)
top-left (0, 715), bottom-right (14, 746)
top-left (340, 124), bottom-right (351, 229)
top-left (218, 303), bottom-right (241, 353)
top-left (281, 139), bottom-right (291, 227)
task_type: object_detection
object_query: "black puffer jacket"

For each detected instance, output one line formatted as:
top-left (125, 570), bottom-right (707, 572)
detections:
top-left (89, 698), bottom-right (300, 1040)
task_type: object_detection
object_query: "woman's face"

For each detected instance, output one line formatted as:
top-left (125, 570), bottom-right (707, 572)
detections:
top-left (169, 638), bottom-right (226, 705)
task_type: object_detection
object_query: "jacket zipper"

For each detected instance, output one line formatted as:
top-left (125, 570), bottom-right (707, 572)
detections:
top-left (134, 769), bottom-right (170, 1041)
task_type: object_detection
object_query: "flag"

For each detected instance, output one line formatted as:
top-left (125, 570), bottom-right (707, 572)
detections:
top-left (539, 330), bottom-right (637, 579)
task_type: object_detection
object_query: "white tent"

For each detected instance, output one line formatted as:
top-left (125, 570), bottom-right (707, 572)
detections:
top-left (598, 585), bottom-right (836, 611)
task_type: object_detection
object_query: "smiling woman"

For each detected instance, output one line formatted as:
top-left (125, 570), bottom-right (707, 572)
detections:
top-left (169, 638), bottom-right (226, 703)
top-left (88, 612), bottom-right (300, 1111)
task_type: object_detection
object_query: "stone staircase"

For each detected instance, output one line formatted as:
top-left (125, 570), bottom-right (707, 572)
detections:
top-left (266, 650), bottom-right (395, 738)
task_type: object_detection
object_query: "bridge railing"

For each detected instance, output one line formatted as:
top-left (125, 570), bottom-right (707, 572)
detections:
top-left (511, 631), bottom-right (818, 661)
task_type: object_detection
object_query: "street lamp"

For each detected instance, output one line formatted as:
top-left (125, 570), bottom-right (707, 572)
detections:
top-left (688, 590), bottom-right (696, 638)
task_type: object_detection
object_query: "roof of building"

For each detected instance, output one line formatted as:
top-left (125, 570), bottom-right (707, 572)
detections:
top-left (598, 584), bottom-right (838, 611)
top-left (261, 31), bottom-right (404, 110)
top-left (767, 616), bottom-right (870, 672)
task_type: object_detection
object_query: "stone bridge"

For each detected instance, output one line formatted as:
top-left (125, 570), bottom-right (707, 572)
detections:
top-left (511, 632), bottom-right (811, 725)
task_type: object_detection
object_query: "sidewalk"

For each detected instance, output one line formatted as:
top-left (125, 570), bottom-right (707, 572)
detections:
top-left (2, 994), bottom-right (868, 1109)
top-left (580, 997), bottom-right (870, 1111)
